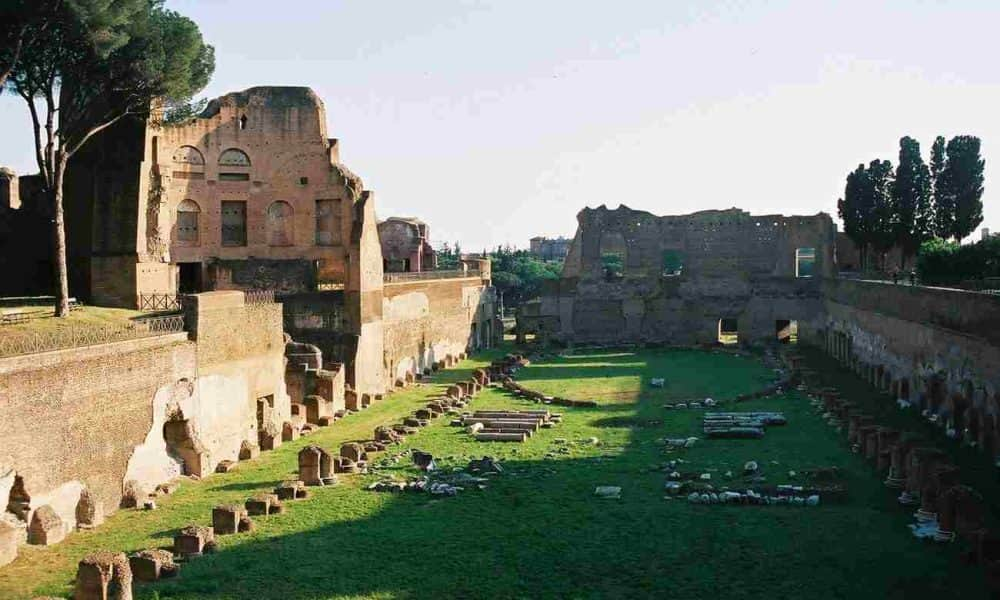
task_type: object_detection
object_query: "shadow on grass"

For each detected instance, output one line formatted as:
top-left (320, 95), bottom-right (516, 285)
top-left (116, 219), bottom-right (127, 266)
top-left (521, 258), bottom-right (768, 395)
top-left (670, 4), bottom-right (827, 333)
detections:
top-left (126, 347), bottom-right (990, 599)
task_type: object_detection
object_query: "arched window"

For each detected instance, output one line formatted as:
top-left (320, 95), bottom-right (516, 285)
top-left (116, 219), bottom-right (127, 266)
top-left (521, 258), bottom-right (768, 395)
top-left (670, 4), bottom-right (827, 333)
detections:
top-left (267, 201), bottom-right (293, 246)
top-left (176, 199), bottom-right (201, 243)
top-left (218, 148), bottom-right (251, 167)
top-left (172, 145), bottom-right (204, 165)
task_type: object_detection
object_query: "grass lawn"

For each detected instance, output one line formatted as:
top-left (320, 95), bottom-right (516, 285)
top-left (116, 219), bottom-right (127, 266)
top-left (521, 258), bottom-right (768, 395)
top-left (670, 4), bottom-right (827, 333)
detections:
top-left (0, 345), bottom-right (988, 599)
top-left (0, 305), bottom-right (147, 333)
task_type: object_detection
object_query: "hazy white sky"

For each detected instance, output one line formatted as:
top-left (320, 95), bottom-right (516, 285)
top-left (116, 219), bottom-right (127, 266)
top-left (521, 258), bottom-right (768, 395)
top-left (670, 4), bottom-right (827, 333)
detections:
top-left (1, 0), bottom-right (997, 249)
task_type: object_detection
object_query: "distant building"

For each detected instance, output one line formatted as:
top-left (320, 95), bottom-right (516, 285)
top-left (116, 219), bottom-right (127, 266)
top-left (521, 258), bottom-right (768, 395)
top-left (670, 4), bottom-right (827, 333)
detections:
top-left (983, 228), bottom-right (994, 241)
top-left (378, 216), bottom-right (437, 272)
top-left (529, 236), bottom-right (571, 261)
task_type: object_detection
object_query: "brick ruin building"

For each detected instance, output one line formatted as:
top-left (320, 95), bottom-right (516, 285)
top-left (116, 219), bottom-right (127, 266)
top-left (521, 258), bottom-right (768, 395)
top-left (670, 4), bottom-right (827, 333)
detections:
top-left (378, 217), bottom-right (437, 273)
top-left (519, 205), bottom-right (835, 345)
top-left (0, 87), bottom-right (500, 564)
top-left (520, 203), bottom-right (1000, 461)
top-left (0, 86), bottom-right (499, 394)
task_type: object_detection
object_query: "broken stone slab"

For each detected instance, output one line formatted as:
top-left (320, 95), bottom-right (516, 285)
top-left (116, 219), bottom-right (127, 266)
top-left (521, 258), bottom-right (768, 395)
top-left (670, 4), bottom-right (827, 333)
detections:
top-left (594, 486), bottom-right (622, 499)
top-left (174, 525), bottom-right (214, 557)
top-left (215, 460), bottom-right (237, 473)
top-left (474, 432), bottom-right (528, 442)
top-left (74, 551), bottom-right (132, 600)
top-left (212, 505), bottom-right (248, 535)
top-left (129, 548), bottom-right (177, 582)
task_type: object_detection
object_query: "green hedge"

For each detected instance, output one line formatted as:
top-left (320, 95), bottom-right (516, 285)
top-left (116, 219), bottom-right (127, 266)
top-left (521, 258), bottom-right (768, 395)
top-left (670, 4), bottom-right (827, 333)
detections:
top-left (917, 237), bottom-right (1000, 285)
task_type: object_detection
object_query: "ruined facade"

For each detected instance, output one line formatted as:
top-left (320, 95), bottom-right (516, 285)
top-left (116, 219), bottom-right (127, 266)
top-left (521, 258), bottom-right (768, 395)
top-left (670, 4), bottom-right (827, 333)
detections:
top-left (378, 217), bottom-right (437, 273)
top-left (528, 236), bottom-right (571, 261)
top-left (45, 85), bottom-right (498, 394)
top-left (519, 205), bottom-right (835, 345)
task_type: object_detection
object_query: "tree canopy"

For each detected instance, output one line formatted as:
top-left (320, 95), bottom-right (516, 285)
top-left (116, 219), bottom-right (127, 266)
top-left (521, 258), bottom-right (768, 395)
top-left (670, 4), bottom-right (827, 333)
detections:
top-left (4, 0), bottom-right (214, 315)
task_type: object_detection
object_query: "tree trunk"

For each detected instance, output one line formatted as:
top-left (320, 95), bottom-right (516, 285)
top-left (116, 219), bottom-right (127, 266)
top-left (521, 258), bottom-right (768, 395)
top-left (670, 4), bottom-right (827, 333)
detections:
top-left (52, 155), bottom-right (70, 317)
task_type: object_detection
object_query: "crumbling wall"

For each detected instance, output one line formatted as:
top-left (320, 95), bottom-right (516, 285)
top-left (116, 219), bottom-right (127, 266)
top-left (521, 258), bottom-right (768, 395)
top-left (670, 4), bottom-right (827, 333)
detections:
top-left (524, 205), bottom-right (833, 345)
top-left (381, 276), bottom-right (497, 385)
top-left (0, 291), bottom-right (289, 550)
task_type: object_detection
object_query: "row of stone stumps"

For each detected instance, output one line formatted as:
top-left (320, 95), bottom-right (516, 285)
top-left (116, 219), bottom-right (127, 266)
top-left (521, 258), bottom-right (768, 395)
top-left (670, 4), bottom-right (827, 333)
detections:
top-left (787, 350), bottom-right (1000, 593)
top-left (63, 351), bottom-right (485, 600)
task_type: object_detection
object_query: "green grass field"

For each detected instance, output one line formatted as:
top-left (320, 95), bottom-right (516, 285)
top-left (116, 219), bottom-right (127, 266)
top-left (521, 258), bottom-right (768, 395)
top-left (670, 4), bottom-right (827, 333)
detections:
top-left (0, 346), bottom-right (989, 599)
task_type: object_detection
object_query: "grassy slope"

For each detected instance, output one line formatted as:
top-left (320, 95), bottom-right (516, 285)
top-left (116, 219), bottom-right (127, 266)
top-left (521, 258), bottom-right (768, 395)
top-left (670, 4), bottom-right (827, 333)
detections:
top-left (0, 306), bottom-right (146, 333)
top-left (0, 347), bottom-right (988, 599)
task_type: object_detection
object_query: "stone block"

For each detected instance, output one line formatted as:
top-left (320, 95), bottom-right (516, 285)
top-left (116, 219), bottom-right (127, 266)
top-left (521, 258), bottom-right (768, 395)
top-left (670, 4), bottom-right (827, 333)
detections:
top-left (299, 445), bottom-right (332, 486)
top-left (28, 505), bottom-right (65, 546)
top-left (238, 515), bottom-right (254, 533)
top-left (215, 460), bottom-right (237, 473)
top-left (340, 442), bottom-right (366, 463)
top-left (282, 422), bottom-right (300, 442)
top-left (76, 487), bottom-right (105, 530)
top-left (212, 505), bottom-right (248, 535)
top-left (74, 551), bottom-right (132, 600)
top-left (274, 480), bottom-right (308, 500)
top-left (259, 429), bottom-right (282, 451)
top-left (174, 525), bottom-right (214, 556)
top-left (129, 549), bottom-right (176, 582)
top-left (238, 440), bottom-right (261, 461)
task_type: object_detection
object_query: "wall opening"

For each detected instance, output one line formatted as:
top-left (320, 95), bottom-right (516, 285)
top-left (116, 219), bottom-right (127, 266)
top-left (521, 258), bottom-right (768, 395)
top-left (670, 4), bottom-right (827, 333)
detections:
top-left (163, 418), bottom-right (205, 477)
top-left (6, 475), bottom-right (30, 521)
top-left (221, 201), bottom-right (247, 246)
top-left (178, 262), bottom-right (202, 294)
top-left (776, 319), bottom-right (798, 344)
top-left (239, 114), bottom-right (247, 130)
top-left (718, 318), bottom-right (738, 345)
top-left (315, 199), bottom-right (342, 246)
top-left (218, 172), bottom-right (250, 182)
top-left (266, 201), bottom-right (294, 246)
top-left (601, 252), bottom-right (624, 280)
top-left (796, 247), bottom-right (816, 277)
top-left (661, 249), bottom-right (683, 277)
top-left (176, 199), bottom-right (200, 244)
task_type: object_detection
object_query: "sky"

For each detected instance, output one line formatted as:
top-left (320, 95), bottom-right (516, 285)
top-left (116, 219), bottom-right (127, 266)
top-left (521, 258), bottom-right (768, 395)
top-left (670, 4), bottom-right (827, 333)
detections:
top-left (1, 0), bottom-right (998, 250)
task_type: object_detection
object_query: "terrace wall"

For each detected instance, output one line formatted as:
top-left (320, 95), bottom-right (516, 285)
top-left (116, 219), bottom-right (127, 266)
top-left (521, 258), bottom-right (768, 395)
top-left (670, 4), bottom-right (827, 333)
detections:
top-left (0, 291), bottom-right (289, 548)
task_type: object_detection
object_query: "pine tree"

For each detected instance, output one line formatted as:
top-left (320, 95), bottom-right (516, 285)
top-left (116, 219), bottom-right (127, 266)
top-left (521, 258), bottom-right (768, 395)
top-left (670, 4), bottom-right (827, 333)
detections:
top-left (891, 137), bottom-right (933, 267)
top-left (930, 136), bottom-right (952, 238)
top-left (943, 136), bottom-right (985, 241)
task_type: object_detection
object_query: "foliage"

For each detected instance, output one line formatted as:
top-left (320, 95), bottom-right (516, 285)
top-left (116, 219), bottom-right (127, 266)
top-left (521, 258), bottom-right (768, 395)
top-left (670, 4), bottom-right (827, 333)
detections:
top-left (489, 245), bottom-right (561, 308)
top-left (0, 347), bottom-right (989, 599)
top-left (601, 251), bottom-right (624, 279)
top-left (840, 134), bottom-right (986, 271)
top-left (838, 160), bottom-right (895, 269)
top-left (917, 235), bottom-right (1000, 285)
top-left (436, 241), bottom-right (463, 270)
top-left (942, 136), bottom-right (985, 241)
top-left (891, 136), bottom-right (933, 265)
top-left (4, 0), bottom-right (214, 315)
top-left (930, 136), bottom-right (949, 237)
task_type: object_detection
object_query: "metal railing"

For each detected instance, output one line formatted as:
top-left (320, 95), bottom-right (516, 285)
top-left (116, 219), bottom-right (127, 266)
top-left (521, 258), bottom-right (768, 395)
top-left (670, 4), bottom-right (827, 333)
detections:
top-left (244, 289), bottom-right (276, 305)
top-left (383, 269), bottom-right (481, 283)
top-left (0, 313), bottom-right (186, 358)
top-left (138, 293), bottom-right (184, 312)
